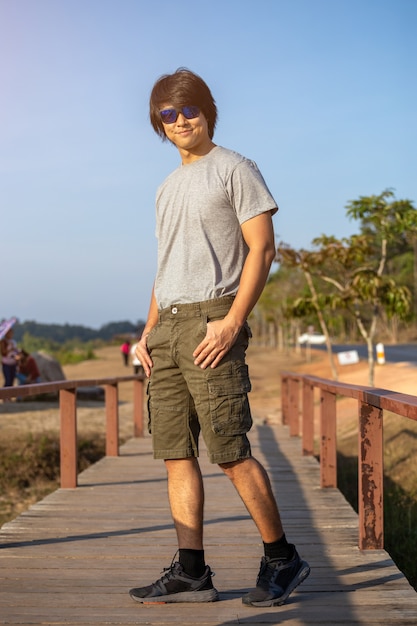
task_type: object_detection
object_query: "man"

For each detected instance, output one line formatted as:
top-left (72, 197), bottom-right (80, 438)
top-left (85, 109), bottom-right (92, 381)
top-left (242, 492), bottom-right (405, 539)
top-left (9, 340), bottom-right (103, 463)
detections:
top-left (130, 68), bottom-right (310, 607)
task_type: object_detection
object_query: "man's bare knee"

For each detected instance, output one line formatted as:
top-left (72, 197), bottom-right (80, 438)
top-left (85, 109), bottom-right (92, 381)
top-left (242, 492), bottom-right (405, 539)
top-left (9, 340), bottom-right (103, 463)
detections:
top-left (219, 458), bottom-right (248, 479)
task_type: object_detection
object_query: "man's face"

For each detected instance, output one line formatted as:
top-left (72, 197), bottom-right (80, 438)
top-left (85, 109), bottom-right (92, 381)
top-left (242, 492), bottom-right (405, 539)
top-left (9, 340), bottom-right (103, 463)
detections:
top-left (160, 104), bottom-right (212, 157)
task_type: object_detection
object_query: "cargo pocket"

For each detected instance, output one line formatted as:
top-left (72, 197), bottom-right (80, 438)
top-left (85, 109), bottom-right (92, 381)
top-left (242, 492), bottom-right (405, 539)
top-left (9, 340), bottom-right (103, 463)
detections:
top-left (208, 362), bottom-right (252, 436)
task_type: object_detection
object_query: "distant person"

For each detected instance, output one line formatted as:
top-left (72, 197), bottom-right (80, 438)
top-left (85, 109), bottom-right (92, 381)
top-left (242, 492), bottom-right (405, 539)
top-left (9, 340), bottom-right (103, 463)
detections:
top-left (130, 342), bottom-right (144, 376)
top-left (129, 68), bottom-right (310, 607)
top-left (16, 350), bottom-right (41, 385)
top-left (120, 340), bottom-right (130, 366)
top-left (1, 328), bottom-right (18, 387)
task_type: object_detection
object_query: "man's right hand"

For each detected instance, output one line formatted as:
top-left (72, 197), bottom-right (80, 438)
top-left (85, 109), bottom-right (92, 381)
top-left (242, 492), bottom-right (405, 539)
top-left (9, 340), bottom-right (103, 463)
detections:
top-left (135, 333), bottom-right (153, 377)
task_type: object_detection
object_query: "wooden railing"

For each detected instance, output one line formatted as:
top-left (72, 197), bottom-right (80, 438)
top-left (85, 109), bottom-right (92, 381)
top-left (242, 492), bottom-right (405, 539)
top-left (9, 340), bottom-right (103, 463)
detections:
top-left (0, 375), bottom-right (145, 489)
top-left (281, 371), bottom-right (417, 550)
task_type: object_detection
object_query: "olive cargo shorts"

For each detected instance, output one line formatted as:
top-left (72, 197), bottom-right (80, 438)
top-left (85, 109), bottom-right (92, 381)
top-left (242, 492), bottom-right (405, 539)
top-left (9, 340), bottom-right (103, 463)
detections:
top-left (146, 296), bottom-right (253, 464)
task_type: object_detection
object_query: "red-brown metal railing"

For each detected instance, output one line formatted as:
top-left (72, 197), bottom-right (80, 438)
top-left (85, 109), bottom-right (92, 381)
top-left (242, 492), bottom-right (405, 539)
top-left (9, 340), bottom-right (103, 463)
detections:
top-left (280, 371), bottom-right (417, 551)
top-left (0, 375), bottom-right (145, 489)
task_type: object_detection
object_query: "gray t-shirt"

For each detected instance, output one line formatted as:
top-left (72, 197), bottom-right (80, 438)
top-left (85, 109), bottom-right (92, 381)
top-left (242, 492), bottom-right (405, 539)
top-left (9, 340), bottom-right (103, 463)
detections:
top-left (154, 145), bottom-right (278, 309)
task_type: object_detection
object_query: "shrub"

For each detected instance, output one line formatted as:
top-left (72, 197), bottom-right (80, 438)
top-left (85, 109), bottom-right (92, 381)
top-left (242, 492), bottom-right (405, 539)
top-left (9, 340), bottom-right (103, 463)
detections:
top-left (0, 432), bottom-right (107, 527)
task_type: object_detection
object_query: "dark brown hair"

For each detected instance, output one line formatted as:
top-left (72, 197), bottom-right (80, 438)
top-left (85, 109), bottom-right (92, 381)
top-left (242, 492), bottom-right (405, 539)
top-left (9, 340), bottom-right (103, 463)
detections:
top-left (149, 68), bottom-right (217, 140)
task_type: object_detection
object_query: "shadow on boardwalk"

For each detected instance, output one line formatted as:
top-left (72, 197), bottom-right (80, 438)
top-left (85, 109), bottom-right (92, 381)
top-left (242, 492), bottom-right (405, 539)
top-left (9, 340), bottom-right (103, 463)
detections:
top-left (0, 422), bottom-right (416, 625)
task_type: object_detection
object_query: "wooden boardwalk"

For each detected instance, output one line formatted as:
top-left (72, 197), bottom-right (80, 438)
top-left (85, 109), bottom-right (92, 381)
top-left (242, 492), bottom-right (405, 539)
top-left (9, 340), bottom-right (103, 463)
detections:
top-left (1, 422), bottom-right (416, 625)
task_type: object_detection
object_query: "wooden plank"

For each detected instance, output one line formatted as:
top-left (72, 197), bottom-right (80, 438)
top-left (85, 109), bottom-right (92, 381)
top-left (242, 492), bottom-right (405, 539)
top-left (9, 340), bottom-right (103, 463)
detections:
top-left (0, 425), bottom-right (416, 625)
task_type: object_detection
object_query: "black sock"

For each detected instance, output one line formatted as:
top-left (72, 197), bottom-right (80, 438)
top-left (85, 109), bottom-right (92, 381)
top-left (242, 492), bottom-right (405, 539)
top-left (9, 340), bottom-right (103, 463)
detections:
top-left (263, 534), bottom-right (293, 561)
top-left (178, 549), bottom-right (206, 578)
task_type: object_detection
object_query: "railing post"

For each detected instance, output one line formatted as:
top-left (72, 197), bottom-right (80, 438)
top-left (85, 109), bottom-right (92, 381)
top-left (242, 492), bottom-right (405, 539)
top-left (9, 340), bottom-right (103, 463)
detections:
top-left (133, 378), bottom-right (144, 437)
top-left (281, 375), bottom-right (289, 425)
top-left (302, 380), bottom-right (315, 456)
top-left (358, 399), bottom-right (384, 549)
top-left (320, 389), bottom-right (337, 487)
top-left (105, 383), bottom-right (119, 456)
top-left (60, 388), bottom-right (77, 488)
top-left (288, 378), bottom-right (300, 436)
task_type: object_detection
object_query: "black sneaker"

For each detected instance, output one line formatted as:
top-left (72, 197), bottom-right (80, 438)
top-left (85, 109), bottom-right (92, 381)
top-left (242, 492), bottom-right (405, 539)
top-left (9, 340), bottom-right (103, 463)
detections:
top-left (129, 560), bottom-right (219, 604)
top-left (242, 545), bottom-right (310, 607)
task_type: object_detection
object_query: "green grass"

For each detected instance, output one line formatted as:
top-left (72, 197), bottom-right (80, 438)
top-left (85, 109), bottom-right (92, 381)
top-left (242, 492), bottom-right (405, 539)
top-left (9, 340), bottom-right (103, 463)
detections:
top-left (18, 332), bottom-right (98, 365)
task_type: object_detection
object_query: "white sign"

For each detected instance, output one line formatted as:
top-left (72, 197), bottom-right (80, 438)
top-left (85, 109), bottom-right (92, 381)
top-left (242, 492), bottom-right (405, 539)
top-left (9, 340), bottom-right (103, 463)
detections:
top-left (337, 350), bottom-right (359, 365)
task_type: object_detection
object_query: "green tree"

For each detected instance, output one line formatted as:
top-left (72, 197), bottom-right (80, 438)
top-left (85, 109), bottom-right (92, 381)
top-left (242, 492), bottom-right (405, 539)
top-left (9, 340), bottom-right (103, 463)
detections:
top-left (276, 243), bottom-right (339, 378)
top-left (255, 265), bottom-right (306, 350)
top-left (278, 190), bottom-right (417, 386)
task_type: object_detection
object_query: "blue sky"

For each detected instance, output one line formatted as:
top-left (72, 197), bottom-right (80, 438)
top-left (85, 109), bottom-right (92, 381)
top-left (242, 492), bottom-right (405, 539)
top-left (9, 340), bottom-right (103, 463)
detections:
top-left (1, 0), bottom-right (416, 328)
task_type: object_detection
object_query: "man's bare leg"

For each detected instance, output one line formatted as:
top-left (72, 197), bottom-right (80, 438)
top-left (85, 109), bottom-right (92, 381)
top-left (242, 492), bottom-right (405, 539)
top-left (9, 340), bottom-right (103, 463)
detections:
top-left (165, 458), bottom-right (204, 549)
top-left (219, 456), bottom-right (284, 542)
top-left (129, 457), bottom-right (219, 603)
top-left (221, 456), bottom-right (311, 608)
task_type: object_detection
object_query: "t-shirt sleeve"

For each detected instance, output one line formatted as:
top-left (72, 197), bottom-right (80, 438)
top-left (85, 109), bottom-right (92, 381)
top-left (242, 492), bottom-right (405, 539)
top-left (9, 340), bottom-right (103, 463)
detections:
top-left (227, 159), bottom-right (278, 224)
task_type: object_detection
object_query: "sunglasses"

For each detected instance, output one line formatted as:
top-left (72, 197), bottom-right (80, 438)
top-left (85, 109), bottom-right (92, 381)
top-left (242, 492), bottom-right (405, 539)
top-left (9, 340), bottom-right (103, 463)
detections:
top-left (159, 105), bottom-right (200, 124)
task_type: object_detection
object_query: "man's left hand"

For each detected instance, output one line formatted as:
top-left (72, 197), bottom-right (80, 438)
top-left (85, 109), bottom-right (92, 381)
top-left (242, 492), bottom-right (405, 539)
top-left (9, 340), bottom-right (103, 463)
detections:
top-left (193, 319), bottom-right (240, 369)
